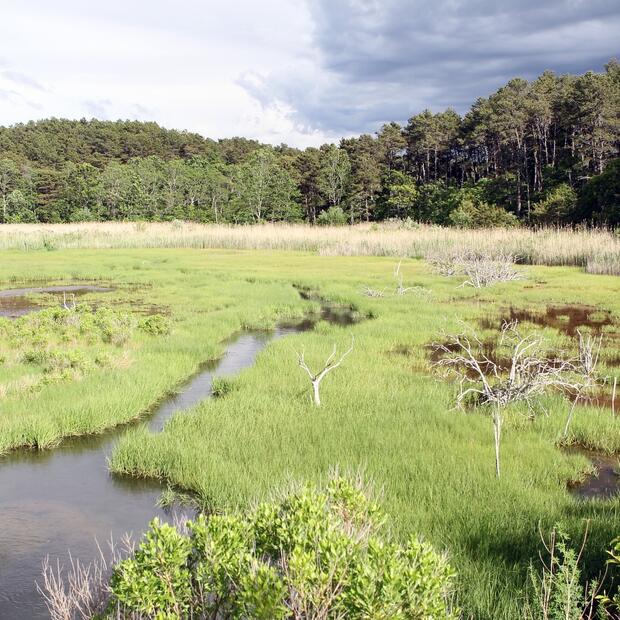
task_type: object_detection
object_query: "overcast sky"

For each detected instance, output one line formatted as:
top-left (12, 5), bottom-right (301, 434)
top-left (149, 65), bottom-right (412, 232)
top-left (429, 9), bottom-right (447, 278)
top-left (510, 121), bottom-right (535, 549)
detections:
top-left (0, 0), bottom-right (618, 146)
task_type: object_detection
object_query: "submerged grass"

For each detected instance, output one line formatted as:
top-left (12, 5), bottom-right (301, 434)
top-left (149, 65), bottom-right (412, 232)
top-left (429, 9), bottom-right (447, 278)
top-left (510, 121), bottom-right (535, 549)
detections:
top-left (1, 247), bottom-right (619, 617)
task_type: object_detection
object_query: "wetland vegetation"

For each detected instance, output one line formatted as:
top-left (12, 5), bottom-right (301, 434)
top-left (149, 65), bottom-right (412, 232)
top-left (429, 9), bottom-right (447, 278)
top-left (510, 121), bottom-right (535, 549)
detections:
top-left (0, 239), bottom-right (618, 618)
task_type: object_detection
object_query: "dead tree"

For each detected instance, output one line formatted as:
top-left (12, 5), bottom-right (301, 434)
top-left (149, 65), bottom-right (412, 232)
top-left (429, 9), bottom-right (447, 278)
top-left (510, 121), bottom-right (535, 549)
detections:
top-left (428, 251), bottom-right (523, 288)
top-left (394, 261), bottom-right (415, 295)
top-left (426, 252), bottom-right (459, 276)
top-left (458, 253), bottom-right (523, 288)
top-left (297, 338), bottom-right (354, 406)
top-left (433, 321), bottom-right (579, 478)
top-left (362, 262), bottom-right (430, 299)
top-left (563, 330), bottom-right (602, 437)
top-left (62, 292), bottom-right (76, 310)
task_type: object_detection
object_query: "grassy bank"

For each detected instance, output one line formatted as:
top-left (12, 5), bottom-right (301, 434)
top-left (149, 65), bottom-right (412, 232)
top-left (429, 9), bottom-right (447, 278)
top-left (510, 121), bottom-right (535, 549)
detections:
top-left (1, 247), bottom-right (619, 617)
top-left (0, 249), bottom-right (312, 453)
top-left (1, 222), bottom-right (619, 272)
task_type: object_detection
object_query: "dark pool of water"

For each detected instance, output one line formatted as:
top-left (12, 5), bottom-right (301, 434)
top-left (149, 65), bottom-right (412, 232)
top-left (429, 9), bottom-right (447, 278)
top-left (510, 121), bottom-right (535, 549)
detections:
top-left (480, 304), bottom-right (614, 337)
top-left (568, 448), bottom-right (620, 500)
top-left (0, 307), bottom-right (351, 618)
top-left (0, 285), bottom-right (113, 319)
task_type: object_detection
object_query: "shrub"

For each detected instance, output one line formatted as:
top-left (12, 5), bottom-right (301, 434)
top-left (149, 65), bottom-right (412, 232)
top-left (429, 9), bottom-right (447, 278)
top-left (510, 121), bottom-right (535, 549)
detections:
top-left (525, 527), bottom-right (620, 619)
top-left (598, 536), bottom-right (620, 611)
top-left (110, 521), bottom-right (192, 619)
top-left (108, 476), bottom-right (458, 618)
top-left (317, 205), bottom-right (348, 226)
top-left (449, 198), bottom-right (519, 229)
top-left (577, 158), bottom-right (620, 226)
top-left (531, 184), bottom-right (578, 225)
top-left (94, 307), bottom-right (136, 346)
top-left (138, 314), bottom-right (171, 336)
top-left (525, 527), bottom-right (593, 619)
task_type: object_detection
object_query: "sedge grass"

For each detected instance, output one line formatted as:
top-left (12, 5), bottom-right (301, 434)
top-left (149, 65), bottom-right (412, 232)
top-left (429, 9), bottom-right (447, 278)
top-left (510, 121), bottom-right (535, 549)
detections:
top-left (0, 247), bottom-right (619, 617)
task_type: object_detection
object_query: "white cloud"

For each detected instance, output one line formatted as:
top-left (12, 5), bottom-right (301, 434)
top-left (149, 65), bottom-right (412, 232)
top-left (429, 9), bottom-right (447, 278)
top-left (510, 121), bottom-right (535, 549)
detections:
top-left (0, 0), bottom-right (617, 146)
top-left (0, 0), bottom-right (331, 145)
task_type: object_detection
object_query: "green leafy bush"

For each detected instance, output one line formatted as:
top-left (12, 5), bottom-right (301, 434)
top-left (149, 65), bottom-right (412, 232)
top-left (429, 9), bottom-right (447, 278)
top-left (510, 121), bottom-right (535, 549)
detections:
top-left (525, 527), bottom-right (620, 619)
top-left (110, 521), bottom-right (192, 619)
top-left (108, 477), bottom-right (458, 618)
top-left (531, 184), bottom-right (578, 225)
top-left (93, 307), bottom-right (136, 346)
top-left (138, 314), bottom-right (171, 336)
top-left (317, 205), bottom-right (348, 226)
top-left (449, 198), bottom-right (519, 229)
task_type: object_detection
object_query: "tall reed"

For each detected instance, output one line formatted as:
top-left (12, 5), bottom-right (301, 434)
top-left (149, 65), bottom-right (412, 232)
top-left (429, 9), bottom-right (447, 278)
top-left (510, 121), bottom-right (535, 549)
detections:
top-left (1, 222), bottom-right (618, 273)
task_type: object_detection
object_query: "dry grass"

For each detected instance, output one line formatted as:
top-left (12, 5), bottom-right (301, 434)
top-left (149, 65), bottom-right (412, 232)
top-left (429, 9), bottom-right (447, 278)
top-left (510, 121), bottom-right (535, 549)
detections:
top-left (1, 222), bottom-right (618, 272)
top-left (585, 253), bottom-right (620, 276)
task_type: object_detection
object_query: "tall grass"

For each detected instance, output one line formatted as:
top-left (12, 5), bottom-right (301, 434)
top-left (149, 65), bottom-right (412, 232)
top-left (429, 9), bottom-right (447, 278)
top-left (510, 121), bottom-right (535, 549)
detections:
top-left (1, 247), bottom-right (619, 617)
top-left (1, 222), bottom-right (619, 272)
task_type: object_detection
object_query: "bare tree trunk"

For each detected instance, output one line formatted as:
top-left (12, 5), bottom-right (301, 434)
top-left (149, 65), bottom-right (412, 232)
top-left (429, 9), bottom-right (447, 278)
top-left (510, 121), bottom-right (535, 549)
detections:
top-left (298, 339), bottom-right (354, 407)
top-left (516, 169), bottom-right (522, 216)
top-left (312, 380), bottom-right (321, 406)
top-left (563, 394), bottom-right (579, 438)
top-left (493, 406), bottom-right (502, 479)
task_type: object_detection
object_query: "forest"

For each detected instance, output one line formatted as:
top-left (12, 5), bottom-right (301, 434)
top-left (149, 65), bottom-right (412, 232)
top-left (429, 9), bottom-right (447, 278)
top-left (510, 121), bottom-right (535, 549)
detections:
top-left (0, 60), bottom-right (618, 227)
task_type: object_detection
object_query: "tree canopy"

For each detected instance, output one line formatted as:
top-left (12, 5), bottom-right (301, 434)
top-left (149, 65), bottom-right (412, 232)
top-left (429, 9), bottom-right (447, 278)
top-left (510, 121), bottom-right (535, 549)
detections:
top-left (0, 60), bottom-right (618, 226)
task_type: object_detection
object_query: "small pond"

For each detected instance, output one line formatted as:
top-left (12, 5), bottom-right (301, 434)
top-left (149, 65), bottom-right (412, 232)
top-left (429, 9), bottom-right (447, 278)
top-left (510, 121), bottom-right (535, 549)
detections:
top-left (0, 285), bottom-right (113, 318)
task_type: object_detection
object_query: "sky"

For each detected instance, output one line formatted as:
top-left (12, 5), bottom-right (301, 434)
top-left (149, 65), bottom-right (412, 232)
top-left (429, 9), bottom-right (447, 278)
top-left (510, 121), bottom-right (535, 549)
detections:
top-left (0, 0), bottom-right (618, 147)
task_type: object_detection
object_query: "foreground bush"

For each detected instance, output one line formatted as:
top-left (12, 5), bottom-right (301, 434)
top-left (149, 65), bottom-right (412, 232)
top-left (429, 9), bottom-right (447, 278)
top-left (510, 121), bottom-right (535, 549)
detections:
top-left (108, 476), bottom-right (458, 619)
top-left (525, 528), bottom-right (620, 619)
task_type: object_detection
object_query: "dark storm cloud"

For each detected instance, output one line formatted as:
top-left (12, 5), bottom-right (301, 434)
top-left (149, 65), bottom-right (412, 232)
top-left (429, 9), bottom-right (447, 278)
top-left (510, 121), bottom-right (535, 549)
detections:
top-left (243, 0), bottom-right (620, 135)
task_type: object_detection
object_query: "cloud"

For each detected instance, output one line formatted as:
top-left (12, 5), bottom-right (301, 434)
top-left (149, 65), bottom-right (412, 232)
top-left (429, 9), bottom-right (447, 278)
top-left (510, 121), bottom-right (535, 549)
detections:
top-left (0, 0), bottom-right (617, 146)
top-left (83, 99), bottom-right (113, 118)
top-left (239, 0), bottom-right (620, 136)
top-left (1, 69), bottom-right (46, 92)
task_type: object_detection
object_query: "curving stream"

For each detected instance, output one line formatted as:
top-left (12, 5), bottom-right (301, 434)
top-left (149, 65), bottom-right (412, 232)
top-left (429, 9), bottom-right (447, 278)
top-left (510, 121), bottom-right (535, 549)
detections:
top-left (0, 299), bottom-right (355, 619)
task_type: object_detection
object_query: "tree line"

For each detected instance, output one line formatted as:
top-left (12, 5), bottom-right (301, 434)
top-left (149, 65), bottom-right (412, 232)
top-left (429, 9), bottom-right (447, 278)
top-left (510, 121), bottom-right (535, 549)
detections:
top-left (0, 60), bottom-right (618, 227)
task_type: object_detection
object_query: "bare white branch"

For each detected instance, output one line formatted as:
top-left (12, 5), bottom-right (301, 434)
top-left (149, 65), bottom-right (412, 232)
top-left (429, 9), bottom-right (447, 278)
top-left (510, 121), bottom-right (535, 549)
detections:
top-left (297, 338), bottom-right (354, 406)
top-left (361, 286), bottom-right (386, 298)
top-left (428, 250), bottom-right (524, 288)
top-left (432, 321), bottom-right (589, 477)
top-left (62, 291), bottom-right (76, 311)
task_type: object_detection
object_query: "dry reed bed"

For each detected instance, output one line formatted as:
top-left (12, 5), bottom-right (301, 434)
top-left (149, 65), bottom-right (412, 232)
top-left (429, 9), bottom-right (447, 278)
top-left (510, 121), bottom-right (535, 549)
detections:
top-left (1, 222), bottom-right (618, 271)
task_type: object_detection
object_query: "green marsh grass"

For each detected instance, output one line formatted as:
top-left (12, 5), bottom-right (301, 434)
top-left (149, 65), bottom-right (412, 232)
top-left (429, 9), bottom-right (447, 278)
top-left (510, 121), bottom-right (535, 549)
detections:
top-left (1, 247), bottom-right (619, 617)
